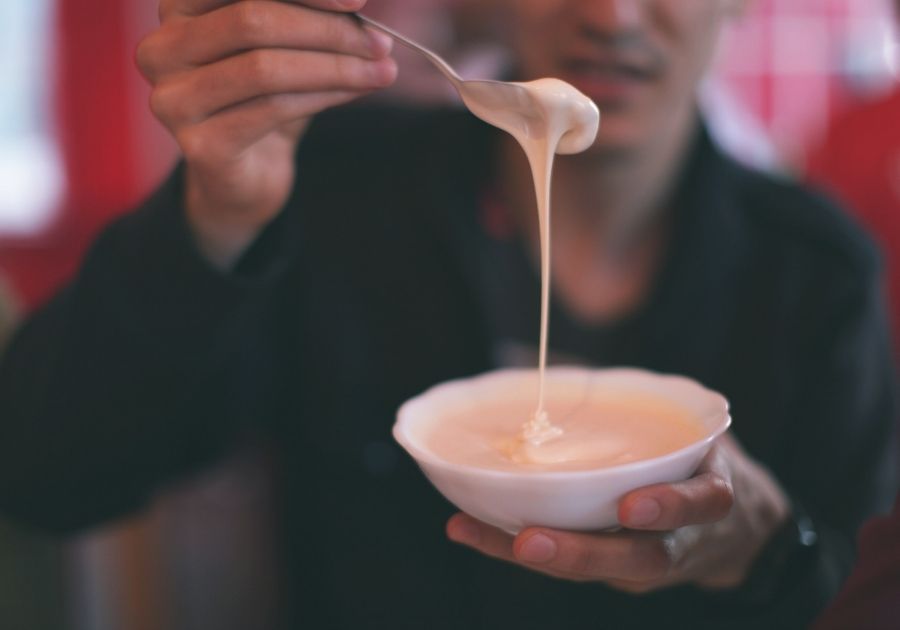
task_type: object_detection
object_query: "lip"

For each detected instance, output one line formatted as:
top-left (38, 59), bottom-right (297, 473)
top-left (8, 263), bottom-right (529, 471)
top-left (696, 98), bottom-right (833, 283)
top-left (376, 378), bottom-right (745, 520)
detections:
top-left (558, 59), bottom-right (656, 105)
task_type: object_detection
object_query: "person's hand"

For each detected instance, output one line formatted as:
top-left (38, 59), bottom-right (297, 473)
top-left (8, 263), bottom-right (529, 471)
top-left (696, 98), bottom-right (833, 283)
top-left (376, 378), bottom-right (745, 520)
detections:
top-left (446, 435), bottom-right (791, 592)
top-left (137, 0), bottom-right (397, 267)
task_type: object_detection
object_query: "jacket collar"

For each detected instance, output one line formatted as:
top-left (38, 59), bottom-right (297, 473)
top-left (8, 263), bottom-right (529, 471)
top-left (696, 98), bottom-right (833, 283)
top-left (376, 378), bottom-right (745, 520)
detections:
top-left (428, 111), bottom-right (751, 347)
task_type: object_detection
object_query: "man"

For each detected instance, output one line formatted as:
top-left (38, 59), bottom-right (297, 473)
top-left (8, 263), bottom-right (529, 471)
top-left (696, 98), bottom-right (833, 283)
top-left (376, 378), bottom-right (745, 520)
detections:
top-left (0, 1), bottom-right (895, 628)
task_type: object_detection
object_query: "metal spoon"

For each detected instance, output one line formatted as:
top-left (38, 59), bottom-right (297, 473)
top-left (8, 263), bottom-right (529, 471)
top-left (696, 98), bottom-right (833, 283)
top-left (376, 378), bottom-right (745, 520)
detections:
top-left (355, 13), bottom-right (540, 135)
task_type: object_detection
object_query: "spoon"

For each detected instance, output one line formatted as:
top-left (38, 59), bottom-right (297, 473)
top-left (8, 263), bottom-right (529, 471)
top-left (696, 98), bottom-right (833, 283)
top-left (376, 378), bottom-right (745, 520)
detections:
top-left (355, 13), bottom-right (541, 137)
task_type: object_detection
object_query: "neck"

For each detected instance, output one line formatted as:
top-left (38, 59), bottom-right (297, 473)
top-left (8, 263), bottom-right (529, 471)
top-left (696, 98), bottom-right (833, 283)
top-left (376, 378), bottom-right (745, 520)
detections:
top-left (499, 109), bottom-right (698, 261)
top-left (493, 108), bottom-right (699, 323)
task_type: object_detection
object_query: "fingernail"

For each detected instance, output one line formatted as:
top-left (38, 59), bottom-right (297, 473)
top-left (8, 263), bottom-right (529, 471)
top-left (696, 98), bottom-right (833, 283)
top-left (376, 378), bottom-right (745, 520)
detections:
top-left (448, 518), bottom-right (481, 545)
top-left (627, 498), bottom-right (661, 526)
top-left (368, 57), bottom-right (398, 86)
top-left (518, 533), bottom-right (557, 563)
top-left (367, 30), bottom-right (394, 56)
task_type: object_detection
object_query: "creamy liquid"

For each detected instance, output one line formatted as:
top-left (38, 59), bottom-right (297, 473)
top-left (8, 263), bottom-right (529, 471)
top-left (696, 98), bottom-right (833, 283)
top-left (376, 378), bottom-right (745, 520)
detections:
top-left (463, 79), bottom-right (600, 445)
top-left (427, 396), bottom-right (705, 472)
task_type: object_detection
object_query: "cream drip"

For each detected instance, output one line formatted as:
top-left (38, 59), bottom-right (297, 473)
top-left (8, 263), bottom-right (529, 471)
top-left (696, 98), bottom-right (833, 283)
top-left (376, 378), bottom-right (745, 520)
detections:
top-left (462, 78), bottom-right (600, 447)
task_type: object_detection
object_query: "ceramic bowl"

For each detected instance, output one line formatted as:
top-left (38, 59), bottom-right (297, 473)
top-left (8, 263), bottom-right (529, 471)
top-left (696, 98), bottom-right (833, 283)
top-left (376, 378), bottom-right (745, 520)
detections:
top-left (393, 367), bottom-right (730, 533)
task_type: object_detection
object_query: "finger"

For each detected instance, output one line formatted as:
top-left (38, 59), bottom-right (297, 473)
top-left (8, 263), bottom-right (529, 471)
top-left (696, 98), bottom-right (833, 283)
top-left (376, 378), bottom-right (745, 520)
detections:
top-left (177, 89), bottom-right (366, 163)
top-left (151, 49), bottom-right (397, 127)
top-left (446, 513), bottom-right (518, 564)
top-left (701, 438), bottom-right (737, 479)
top-left (141, 2), bottom-right (392, 81)
top-left (618, 444), bottom-right (734, 531)
top-left (161, 0), bottom-right (366, 20)
top-left (446, 515), bottom-right (631, 583)
top-left (604, 578), bottom-right (665, 595)
top-left (512, 528), bottom-right (675, 583)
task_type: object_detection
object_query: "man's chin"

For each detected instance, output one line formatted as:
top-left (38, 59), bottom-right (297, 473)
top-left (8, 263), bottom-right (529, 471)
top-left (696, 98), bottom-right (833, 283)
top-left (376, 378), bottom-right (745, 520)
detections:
top-left (579, 119), bottom-right (651, 162)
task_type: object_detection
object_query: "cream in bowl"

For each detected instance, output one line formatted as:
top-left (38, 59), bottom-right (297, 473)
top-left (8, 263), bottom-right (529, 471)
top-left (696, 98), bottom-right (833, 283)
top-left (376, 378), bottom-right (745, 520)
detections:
top-left (393, 366), bottom-right (731, 534)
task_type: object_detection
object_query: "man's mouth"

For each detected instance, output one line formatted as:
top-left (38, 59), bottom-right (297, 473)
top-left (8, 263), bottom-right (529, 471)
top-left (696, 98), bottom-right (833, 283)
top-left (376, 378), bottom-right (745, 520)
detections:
top-left (558, 58), bottom-right (658, 105)
top-left (560, 39), bottom-right (665, 107)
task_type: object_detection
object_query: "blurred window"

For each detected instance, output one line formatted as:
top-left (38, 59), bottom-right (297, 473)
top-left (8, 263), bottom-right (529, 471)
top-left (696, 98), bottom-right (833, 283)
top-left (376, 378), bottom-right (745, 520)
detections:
top-left (0, 0), bottom-right (63, 237)
top-left (713, 0), bottom-right (898, 164)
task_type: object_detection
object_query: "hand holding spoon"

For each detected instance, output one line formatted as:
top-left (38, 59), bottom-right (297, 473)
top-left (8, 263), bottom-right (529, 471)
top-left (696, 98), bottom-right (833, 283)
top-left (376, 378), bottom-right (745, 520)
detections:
top-left (355, 13), bottom-right (543, 138)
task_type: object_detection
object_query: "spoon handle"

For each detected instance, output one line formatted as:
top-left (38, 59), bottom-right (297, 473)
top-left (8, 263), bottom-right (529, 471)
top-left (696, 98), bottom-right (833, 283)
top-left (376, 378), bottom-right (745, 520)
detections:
top-left (355, 13), bottom-right (463, 86)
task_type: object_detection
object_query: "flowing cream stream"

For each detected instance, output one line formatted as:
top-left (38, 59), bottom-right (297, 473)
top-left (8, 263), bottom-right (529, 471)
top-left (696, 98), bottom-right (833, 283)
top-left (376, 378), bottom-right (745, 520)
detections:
top-left (462, 78), bottom-right (600, 445)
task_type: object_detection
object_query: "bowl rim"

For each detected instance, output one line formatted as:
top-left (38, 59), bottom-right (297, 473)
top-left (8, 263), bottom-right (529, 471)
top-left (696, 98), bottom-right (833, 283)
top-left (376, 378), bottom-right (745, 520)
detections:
top-left (393, 366), bottom-right (732, 480)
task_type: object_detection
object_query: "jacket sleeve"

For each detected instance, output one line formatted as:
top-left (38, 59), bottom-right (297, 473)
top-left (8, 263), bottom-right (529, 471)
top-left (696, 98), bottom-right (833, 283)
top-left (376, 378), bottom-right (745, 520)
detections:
top-left (0, 168), bottom-right (291, 534)
top-left (756, 262), bottom-right (898, 625)
top-left (694, 253), bottom-right (898, 629)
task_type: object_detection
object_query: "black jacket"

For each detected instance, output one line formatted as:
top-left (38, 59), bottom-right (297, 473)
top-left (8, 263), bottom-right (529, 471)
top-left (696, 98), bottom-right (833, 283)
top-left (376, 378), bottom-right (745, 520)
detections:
top-left (1, 105), bottom-right (896, 629)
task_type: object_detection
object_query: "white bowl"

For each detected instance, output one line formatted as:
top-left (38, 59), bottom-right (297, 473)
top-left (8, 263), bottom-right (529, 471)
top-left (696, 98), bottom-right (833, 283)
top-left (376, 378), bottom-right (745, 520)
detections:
top-left (393, 367), bottom-right (731, 533)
